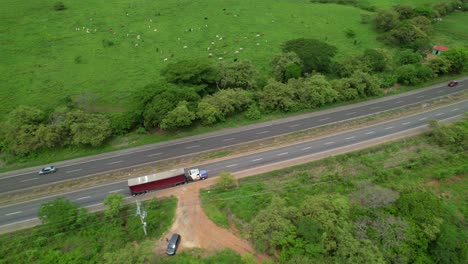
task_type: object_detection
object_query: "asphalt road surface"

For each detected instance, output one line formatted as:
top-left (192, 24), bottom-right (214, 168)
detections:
top-left (0, 80), bottom-right (466, 194)
top-left (0, 101), bottom-right (466, 228)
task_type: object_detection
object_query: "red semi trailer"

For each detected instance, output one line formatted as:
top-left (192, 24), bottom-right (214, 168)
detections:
top-left (128, 168), bottom-right (207, 196)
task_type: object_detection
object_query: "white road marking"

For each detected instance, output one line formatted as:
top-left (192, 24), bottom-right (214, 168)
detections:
top-left (419, 117), bottom-right (428, 121)
top-left (435, 113), bottom-right (443, 116)
top-left (186, 145), bottom-right (200, 149)
top-left (107, 161), bottom-right (122, 165)
top-left (289, 124), bottom-right (301, 128)
top-left (395, 101), bottom-right (404, 104)
top-left (277, 152), bottom-right (288, 156)
top-left (437, 90), bottom-right (444, 93)
top-left (256, 131), bottom-right (269, 135)
top-left (324, 141), bottom-right (334, 145)
top-left (76, 196), bottom-right (91, 201)
top-left (108, 189), bottom-right (123, 193)
top-left (451, 108), bottom-right (459, 112)
top-left (370, 106), bottom-right (380, 110)
top-left (319, 118), bottom-right (330, 121)
top-left (302, 147), bottom-right (312, 150)
top-left (346, 112), bottom-right (356, 116)
top-left (226, 164), bottom-right (237, 168)
top-left (147, 153), bottom-right (162, 157)
top-left (252, 158), bottom-right (263, 162)
top-left (402, 122), bottom-right (411, 125)
top-left (21, 178), bottom-right (38, 182)
top-left (66, 169), bottom-right (82, 173)
top-left (345, 136), bottom-right (355, 140)
top-left (365, 131), bottom-right (375, 135)
top-left (416, 95), bottom-right (425, 98)
top-left (222, 138), bottom-right (235, 142)
top-left (6, 211), bottom-right (22, 216)
top-left (385, 126), bottom-right (394, 130)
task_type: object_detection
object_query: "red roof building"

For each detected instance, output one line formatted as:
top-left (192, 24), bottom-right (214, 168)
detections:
top-left (432, 45), bottom-right (448, 55)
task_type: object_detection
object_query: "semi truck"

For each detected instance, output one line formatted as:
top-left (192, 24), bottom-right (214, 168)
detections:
top-left (128, 168), bottom-right (207, 196)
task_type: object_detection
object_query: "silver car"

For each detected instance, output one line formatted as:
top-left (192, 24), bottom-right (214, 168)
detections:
top-left (39, 166), bottom-right (57, 175)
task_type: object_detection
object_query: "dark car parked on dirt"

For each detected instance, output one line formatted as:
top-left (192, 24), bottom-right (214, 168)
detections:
top-left (39, 166), bottom-right (57, 175)
top-left (166, 233), bottom-right (181, 255)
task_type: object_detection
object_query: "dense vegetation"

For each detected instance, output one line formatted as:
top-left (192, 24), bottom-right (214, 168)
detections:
top-left (0, 195), bottom-right (177, 264)
top-left (201, 119), bottom-right (468, 263)
top-left (0, 0), bottom-right (467, 167)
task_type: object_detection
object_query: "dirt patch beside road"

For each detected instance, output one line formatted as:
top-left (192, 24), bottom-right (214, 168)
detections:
top-left (153, 179), bottom-right (268, 262)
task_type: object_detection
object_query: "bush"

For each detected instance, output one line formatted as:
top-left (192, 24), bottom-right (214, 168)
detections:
top-left (375, 10), bottom-right (399, 32)
top-left (283, 38), bottom-right (337, 73)
top-left (244, 104), bottom-right (261, 120)
top-left (215, 172), bottom-right (237, 190)
top-left (54, 1), bottom-right (66, 11)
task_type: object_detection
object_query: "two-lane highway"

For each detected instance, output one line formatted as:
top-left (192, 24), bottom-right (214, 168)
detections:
top-left (1, 101), bottom-right (466, 229)
top-left (0, 80), bottom-right (466, 193)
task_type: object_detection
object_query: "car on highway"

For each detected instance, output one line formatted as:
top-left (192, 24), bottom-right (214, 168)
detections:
top-left (166, 233), bottom-right (180, 255)
top-left (39, 166), bottom-right (57, 175)
top-left (448, 81), bottom-right (459, 87)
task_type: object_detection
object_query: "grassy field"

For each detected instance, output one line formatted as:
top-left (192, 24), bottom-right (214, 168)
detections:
top-left (0, 0), bottom-right (384, 121)
top-left (200, 119), bottom-right (468, 261)
top-left (432, 11), bottom-right (468, 48)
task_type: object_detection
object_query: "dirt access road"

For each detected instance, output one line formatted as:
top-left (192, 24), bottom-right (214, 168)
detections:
top-left (153, 178), bottom-right (269, 261)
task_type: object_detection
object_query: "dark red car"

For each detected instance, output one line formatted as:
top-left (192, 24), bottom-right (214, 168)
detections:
top-left (448, 81), bottom-right (459, 87)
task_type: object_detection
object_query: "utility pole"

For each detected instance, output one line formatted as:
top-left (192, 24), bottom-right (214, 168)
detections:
top-left (135, 200), bottom-right (147, 236)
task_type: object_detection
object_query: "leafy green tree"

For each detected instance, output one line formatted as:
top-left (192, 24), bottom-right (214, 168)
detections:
top-left (287, 74), bottom-right (338, 109)
top-left (396, 64), bottom-right (432, 85)
top-left (300, 194), bottom-right (385, 263)
top-left (197, 100), bottom-right (224, 125)
top-left (161, 59), bottom-right (218, 88)
top-left (271, 52), bottom-right (303, 82)
top-left (428, 120), bottom-right (467, 151)
top-left (160, 101), bottom-right (196, 130)
top-left (425, 57), bottom-right (450, 77)
top-left (442, 47), bottom-right (468, 73)
top-left (38, 197), bottom-right (87, 232)
top-left (250, 196), bottom-right (298, 254)
top-left (258, 80), bottom-right (297, 112)
top-left (283, 38), bottom-right (337, 73)
top-left (375, 10), bottom-right (399, 32)
top-left (215, 172), bottom-right (237, 190)
top-left (217, 60), bottom-right (258, 89)
top-left (64, 110), bottom-right (112, 147)
top-left (104, 193), bottom-right (125, 219)
top-left (396, 49), bottom-right (423, 65)
top-left (393, 4), bottom-right (414, 19)
top-left (196, 88), bottom-right (252, 125)
top-left (1, 106), bottom-right (45, 155)
top-left (141, 83), bottom-right (200, 128)
top-left (361, 48), bottom-right (389, 73)
top-left (388, 22), bottom-right (428, 47)
top-left (430, 222), bottom-right (467, 264)
top-left (340, 71), bottom-right (383, 98)
top-left (410, 16), bottom-right (432, 32)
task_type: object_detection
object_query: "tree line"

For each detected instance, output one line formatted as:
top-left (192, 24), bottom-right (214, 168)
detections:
top-left (1, 1), bottom-right (467, 158)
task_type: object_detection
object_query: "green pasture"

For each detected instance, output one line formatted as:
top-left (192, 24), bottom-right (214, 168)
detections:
top-left (0, 0), bottom-right (381, 120)
top-left (432, 11), bottom-right (468, 48)
top-left (366, 0), bottom-right (440, 8)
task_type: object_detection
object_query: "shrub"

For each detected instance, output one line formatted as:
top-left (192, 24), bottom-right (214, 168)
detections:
top-left (244, 104), bottom-right (261, 120)
top-left (283, 38), bottom-right (337, 73)
top-left (54, 1), bottom-right (66, 11)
